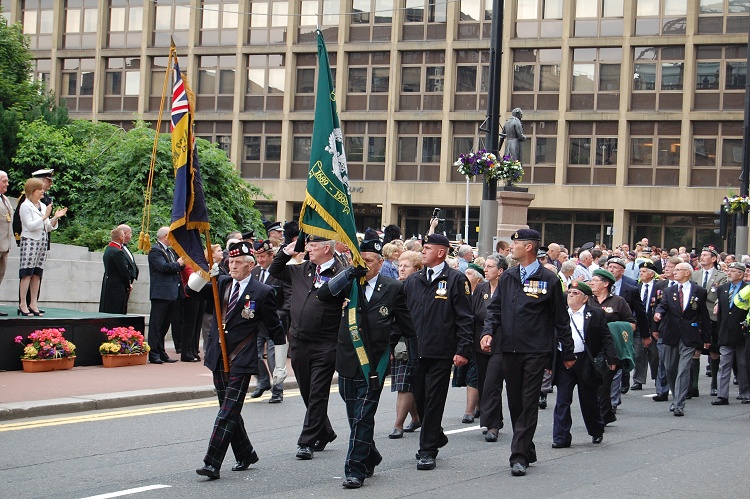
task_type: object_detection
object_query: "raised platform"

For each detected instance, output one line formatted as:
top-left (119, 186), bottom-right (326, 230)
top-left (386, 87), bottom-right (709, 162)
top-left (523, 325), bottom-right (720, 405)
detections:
top-left (0, 306), bottom-right (146, 372)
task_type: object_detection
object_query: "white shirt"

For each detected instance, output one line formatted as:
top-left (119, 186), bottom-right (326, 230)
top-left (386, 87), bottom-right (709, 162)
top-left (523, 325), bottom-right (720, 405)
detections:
top-left (427, 262), bottom-right (445, 282)
top-left (364, 275), bottom-right (378, 301)
top-left (567, 306), bottom-right (586, 354)
top-left (677, 280), bottom-right (691, 310)
top-left (640, 280), bottom-right (653, 311)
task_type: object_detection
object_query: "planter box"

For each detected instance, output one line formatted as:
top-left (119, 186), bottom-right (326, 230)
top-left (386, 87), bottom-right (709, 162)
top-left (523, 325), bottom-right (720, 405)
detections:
top-left (21, 356), bottom-right (76, 373)
top-left (101, 352), bottom-right (148, 368)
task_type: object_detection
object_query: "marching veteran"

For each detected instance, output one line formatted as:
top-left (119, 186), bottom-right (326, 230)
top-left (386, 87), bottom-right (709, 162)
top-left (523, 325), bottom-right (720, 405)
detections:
top-left (318, 236), bottom-right (416, 488)
top-left (188, 241), bottom-right (287, 480)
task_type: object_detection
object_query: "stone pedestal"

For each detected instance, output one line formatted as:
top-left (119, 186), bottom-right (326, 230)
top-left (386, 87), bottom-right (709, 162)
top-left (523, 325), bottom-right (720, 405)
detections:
top-left (496, 188), bottom-right (536, 241)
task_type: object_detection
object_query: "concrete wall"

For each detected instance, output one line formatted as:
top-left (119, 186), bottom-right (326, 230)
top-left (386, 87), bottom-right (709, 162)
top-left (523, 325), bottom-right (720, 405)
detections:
top-left (0, 243), bottom-right (151, 319)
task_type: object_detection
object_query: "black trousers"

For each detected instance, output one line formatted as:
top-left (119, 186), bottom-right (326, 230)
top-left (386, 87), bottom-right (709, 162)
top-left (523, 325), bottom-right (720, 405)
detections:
top-left (289, 335), bottom-right (337, 447)
top-left (204, 370), bottom-right (255, 469)
top-left (180, 295), bottom-right (203, 361)
top-left (413, 357), bottom-right (453, 458)
top-left (553, 353), bottom-right (603, 444)
top-left (503, 352), bottom-right (548, 467)
top-left (148, 298), bottom-right (177, 361)
top-left (478, 352), bottom-right (504, 430)
top-left (339, 376), bottom-right (383, 480)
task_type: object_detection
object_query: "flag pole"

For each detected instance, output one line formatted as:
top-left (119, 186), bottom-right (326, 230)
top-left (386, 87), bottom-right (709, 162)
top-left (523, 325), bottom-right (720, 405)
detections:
top-left (204, 229), bottom-right (230, 372)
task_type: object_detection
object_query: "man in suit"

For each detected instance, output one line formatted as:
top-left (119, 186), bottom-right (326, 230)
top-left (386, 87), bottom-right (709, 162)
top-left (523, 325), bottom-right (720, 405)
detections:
top-left (654, 262), bottom-right (712, 416)
top-left (99, 227), bottom-right (132, 314)
top-left (250, 239), bottom-right (291, 403)
top-left (319, 237), bottom-right (416, 488)
top-left (0, 170), bottom-right (13, 316)
top-left (481, 229), bottom-right (575, 477)
top-left (552, 280), bottom-right (617, 448)
top-left (147, 226), bottom-right (184, 364)
top-left (118, 224), bottom-right (139, 309)
top-left (712, 262), bottom-right (750, 405)
top-left (190, 241), bottom-right (287, 480)
top-left (634, 260), bottom-right (667, 392)
top-left (691, 245), bottom-right (727, 397)
top-left (269, 235), bottom-right (347, 460)
top-left (607, 257), bottom-right (650, 393)
top-left (403, 233), bottom-right (473, 471)
top-left (654, 249), bottom-right (670, 275)
top-left (653, 257), bottom-right (681, 402)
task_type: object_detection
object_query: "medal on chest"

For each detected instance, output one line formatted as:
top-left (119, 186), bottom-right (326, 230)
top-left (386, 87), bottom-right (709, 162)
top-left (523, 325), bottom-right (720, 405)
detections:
top-left (241, 297), bottom-right (255, 319)
top-left (436, 280), bottom-right (447, 297)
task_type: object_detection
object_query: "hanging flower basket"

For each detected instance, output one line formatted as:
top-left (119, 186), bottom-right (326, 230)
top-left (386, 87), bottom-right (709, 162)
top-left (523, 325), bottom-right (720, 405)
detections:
top-left (455, 150), bottom-right (524, 186)
top-left (724, 195), bottom-right (750, 214)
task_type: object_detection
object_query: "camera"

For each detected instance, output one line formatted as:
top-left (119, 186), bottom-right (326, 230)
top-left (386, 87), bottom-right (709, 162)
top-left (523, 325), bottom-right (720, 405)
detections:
top-left (432, 207), bottom-right (445, 224)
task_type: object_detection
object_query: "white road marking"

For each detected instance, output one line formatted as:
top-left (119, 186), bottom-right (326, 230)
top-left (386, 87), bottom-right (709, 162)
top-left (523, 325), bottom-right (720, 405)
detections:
top-left (80, 484), bottom-right (171, 498)
top-left (444, 425), bottom-right (481, 435)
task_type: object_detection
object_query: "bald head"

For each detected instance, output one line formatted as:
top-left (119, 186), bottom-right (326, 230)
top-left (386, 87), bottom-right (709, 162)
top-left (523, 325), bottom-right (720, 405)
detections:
top-left (674, 263), bottom-right (693, 283)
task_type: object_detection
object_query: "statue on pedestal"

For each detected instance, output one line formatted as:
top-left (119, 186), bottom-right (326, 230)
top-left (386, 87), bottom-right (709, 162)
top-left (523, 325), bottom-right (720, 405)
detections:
top-left (503, 108), bottom-right (526, 163)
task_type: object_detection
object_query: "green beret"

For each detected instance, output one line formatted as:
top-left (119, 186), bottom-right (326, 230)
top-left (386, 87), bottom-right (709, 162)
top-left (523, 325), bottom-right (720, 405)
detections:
top-left (569, 280), bottom-right (592, 296)
top-left (593, 268), bottom-right (616, 284)
top-left (467, 262), bottom-right (485, 277)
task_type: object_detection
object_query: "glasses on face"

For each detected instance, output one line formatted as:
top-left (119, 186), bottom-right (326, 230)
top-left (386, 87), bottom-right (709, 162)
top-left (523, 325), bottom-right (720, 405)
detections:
top-left (567, 290), bottom-right (584, 296)
top-left (589, 278), bottom-right (603, 284)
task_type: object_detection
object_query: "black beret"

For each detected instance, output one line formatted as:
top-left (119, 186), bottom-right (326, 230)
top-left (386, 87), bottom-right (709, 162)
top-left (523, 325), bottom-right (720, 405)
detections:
top-left (228, 241), bottom-right (254, 257)
top-left (241, 230), bottom-right (254, 240)
top-left (580, 242), bottom-right (595, 251)
top-left (265, 221), bottom-right (282, 233)
top-left (360, 239), bottom-right (383, 255)
top-left (511, 229), bottom-right (541, 242)
top-left (702, 245), bottom-right (719, 257)
top-left (639, 260), bottom-right (657, 272)
top-left (423, 233), bottom-right (451, 247)
top-left (253, 240), bottom-right (273, 254)
top-left (306, 234), bottom-right (331, 242)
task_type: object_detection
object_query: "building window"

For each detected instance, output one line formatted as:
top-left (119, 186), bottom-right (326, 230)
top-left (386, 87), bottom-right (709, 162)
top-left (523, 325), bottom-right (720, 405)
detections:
top-left (197, 55), bottom-right (236, 112)
top-left (153, 0), bottom-right (190, 48)
top-left (574, 0), bottom-right (624, 37)
top-left (31, 59), bottom-right (52, 89)
top-left (511, 48), bottom-right (561, 111)
top-left (350, 0), bottom-right (392, 42)
top-left (697, 0), bottom-right (749, 34)
top-left (291, 121), bottom-right (314, 179)
top-left (200, 1), bottom-right (239, 46)
top-left (344, 121), bottom-right (387, 181)
top-left (295, 52), bottom-right (337, 111)
top-left (299, 0), bottom-right (339, 43)
top-left (634, 0), bottom-right (687, 36)
top-left (632, 46), bottom-right (685, 111)
top-left (691, 121), bottom-right (742, 188)
top-left (403, 0), bottom-right (448, 41)
top-left (457, 0), bottom-right (493, 40)
top-left (629, 213), bottom-right (721, 252)
top-left (571, 47), bottom-right (622, 111)
top-left (627, 121), bottom-right (680, 186)
top-left (104, 58), bottom-right (140, 112)
top-left (246, 54), bottom-right (285, 111)
top-left (450, 122), bottom-right (486, 183)
top-left (63, 0), bottom-right (98, 49)
top-left (515, 0), bottom-right (564, 39)
top-left (527, 210), bottom-right (614, 249)
top-left (195, 121), bottom-right (233, 158)
top-left (400, 51), bottom-right (445, 111)
top-left (242, 121), bottom-right (282, 179)
top-left (248, 0), bottom-right (288, 45)
top-left (454, 50), bottom-right (489, 111)
top-left (148, 57), bottom-right (171, 111)
top-left (695, 45), bottom-right (746, 111)
top-left (395, 121), bottom-right (441, 182)
top-left (566, 122), bottom-right (617, 185)
top-left (346, 51), bottom-right (389, 111)
top-left (518, 121), bottom-right (557, 184)
top-left (22, 0), bottom-right (54, 50)
top-left (1, 0), bottom-right (10, 23)
top-left (108, 0), bottom-right (143, 48)
top-left (61, 58), bottom-right (95, 113)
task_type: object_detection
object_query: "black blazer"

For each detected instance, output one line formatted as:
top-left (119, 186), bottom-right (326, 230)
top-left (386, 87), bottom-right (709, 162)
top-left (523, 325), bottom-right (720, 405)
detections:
top-left (716, 281), bottom-right (749, 347)
top-left (320, 275), bottom-right (416, 380)
top-left (472, 281), bottom-right (498, 355)
top-left (147, 242), bottom-right (182, 301)
top-left (251, 264), bottom-right (292, 325)
top-left (99, 244), bottom-right (131, 314)
top-left (618, 280), bottom-right (650, 339)
top-left (637, 279), bottom-right (668, 334)
top-left (569, 304), bottom-right (617, 365)
top-left (655, 283), bottom-right (712, 348)
top-left (204, 275), bottom-right (285, 374)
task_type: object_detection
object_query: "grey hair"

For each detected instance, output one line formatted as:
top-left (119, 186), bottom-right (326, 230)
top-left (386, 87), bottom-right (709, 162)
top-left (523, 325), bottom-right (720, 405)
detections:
top-left (156, 226), bottom-right (170, 240)
top-left (486, 253), bottom-right (508, 270)
top-left (561, 260), bottom-right (577, 273)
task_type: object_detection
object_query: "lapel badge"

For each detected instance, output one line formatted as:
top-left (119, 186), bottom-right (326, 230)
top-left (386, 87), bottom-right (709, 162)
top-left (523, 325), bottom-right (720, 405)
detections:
top-left (540, 281), bottom-right (547, 294)
top-left (464, 280), bottom-right (470, 295)
top-left (379, 306), bottom-right (389, 317)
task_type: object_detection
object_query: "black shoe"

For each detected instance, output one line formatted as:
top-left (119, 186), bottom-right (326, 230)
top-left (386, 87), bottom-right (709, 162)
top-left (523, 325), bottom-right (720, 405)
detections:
top-left (250, 386), bottom-right (270, 398)
top-left (462, 414), bottom-right (475, 423)
top-left (365, 453), bottom-right (382, 478)
top-left (734, 376), bottom-right (739, 385)
top-left (620, 385), bottom-right (629, 394)
top-left (296, 446), bottom-right (313, 460)
top-left (163, 358), bottom-right (177, 363)
top-left (551, 440), bottom-right (570, 448)
top-left (389, 428), bottom-right (404, 439)
top-left (705, 365), bottom-right (712, 377)
top-left (690, 388), bottom-right (699, 398)
top-left (175, 349), bottom-right (181, 354)
top-left (511, 463), bottom-right (527, 476)
top-left (342, 477), bottom-right (363, 488)
top-left (669, 403), bottom-right (675, 412)
top-left (711, 397), bottom-right (728, 405)
top-left (710, 388), bottom-right (718, 397)
top-left (539, 394), bottom-right (547, 410)
top-left (742, 399), bottom-right (750, 404)
top-left (150, 359), bottom-right (164, 364)
top-left (485, 429), bottom-right (498, 442)
top-left (652, 393), bottom-right (669, 401)
top-left (231, 452), bottom-right (259, 471)
top-left (603, 413), bottom-right (617, 425)
top-left (268, 394), bottom-right (283, 404)
top-left (196, 464), bottom-right (220, 479)
top-left (313, 432), bottom-right (337, 452)
top-left (592, 435), bottom-right (603, 444)
top-left (438, 432), bottom-right (449, 448)
top-left (416, 454), bottom-right (436, 470)
top-left (403, 420), bottom-right (421, 432)
top-left (673, 408), bottom-right (684, 416)
top-left (181, 356), bottom-right (199, 362)
top-left (631, 382), bottom-right (642, 390)
top-left (474, 408), bottom-right (480, 418)
top-left (0, 311), bottom-right (7, 316)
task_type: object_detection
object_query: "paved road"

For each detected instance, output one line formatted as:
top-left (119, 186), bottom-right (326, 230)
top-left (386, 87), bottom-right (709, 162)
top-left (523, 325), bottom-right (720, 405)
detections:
top-left (2, 376), bottom-right (749, 498)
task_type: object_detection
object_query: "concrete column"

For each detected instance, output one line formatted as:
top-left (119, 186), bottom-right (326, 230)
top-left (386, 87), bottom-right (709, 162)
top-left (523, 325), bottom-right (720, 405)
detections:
top-left (495, 189), bottom-right (536, 242)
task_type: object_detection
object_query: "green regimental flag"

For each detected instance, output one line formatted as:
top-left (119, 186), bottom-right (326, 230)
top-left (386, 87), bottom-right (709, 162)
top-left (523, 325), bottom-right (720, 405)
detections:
top-left (299, 31), bottom-right (363, 269)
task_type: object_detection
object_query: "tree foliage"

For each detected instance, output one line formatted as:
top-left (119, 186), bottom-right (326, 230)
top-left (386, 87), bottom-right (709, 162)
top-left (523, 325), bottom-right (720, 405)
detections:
top-left (8, 119), bottom-right (268, 251)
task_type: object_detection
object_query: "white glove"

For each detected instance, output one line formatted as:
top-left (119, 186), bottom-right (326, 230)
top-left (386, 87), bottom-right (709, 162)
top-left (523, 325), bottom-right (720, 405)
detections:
top-left (209, 262), bottom-right (220, 278)
top-left (272, 343), bottom-right (288, 386)
top-left (187, 272), bottom-right (208, 292)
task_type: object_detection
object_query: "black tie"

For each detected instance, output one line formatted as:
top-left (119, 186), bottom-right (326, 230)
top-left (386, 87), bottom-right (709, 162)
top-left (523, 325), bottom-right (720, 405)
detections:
top-left (427, 269), bottom-right (434, 282)
top-left (520, 267), bottom-right (527, 282)
top-left (642, 283), bottom-right (650, 312)
top-left (227, 282), bottom-right (241, 315)
top-left (678, 284), bottom-right (684, 310)
top-left (259, 268), bottom-right (266, 283)
top-left (703, 271), bottom-right (709, 288)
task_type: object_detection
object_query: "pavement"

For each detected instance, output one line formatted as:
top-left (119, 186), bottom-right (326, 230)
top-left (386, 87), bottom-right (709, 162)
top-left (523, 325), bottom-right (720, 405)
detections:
top-left (0, 342), bottom-right (305, 421)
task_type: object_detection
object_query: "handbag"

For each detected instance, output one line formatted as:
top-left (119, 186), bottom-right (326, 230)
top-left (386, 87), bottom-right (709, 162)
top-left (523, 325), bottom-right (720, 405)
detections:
top-left (393, 337), bottom-right (408, 361)
top-left (571, 314), bottom-right (609, 385)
